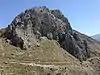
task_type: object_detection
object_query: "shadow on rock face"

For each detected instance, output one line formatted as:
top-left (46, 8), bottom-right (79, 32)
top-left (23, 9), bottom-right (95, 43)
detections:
top-left (11, 34), bottom-right (24, 49)
top-left (60, 32), bottom-right (90, 61)
top-left (3, 27), bottom-right (24, 50)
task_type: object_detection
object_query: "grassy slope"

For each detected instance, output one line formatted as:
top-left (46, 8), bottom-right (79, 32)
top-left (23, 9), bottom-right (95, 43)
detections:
top-left (0, 33), bottom-right (95, 75)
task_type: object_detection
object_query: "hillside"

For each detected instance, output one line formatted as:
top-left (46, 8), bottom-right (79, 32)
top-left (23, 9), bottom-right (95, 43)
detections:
top-left (0, 6), bottom-right (100, 75)
top-left (0, 36), bottom-right (95, 75)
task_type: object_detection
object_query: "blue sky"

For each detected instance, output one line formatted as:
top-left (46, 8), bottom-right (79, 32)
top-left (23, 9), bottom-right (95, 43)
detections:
top-left (0, 0), bottom-right (100, 36)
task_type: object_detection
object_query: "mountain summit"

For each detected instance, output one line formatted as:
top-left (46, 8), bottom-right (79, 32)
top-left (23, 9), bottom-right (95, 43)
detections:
top-left (3, 6), bottom-right (89, 61)
top-left (0, 6), bottom-right (100, 75)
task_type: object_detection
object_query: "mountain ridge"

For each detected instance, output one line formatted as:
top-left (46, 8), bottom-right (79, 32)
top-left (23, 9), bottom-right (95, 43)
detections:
top-left (2, 6), bottom-right (90, 61)
top-left (92, 34), bottom-right (100, 41)
top-left (0, 6), bottom-right (100, 75)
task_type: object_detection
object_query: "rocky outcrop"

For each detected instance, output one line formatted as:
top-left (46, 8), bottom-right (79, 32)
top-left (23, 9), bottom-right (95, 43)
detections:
top-left (3, 6), bottom-right (90, 61)
top-left (63, 32), bottom-right (90, 61)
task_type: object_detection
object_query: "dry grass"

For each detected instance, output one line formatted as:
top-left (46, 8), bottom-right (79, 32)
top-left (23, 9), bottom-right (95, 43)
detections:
top-left (0, 37), bottom-right (96, 75)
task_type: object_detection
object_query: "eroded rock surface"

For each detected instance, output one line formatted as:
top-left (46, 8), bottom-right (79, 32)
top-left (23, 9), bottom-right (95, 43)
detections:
top-left (3, 6), bottom-right (90, 61)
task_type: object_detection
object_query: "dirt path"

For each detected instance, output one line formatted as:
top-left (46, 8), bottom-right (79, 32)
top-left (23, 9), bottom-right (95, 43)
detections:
top-left (0, 39), bottom-right (4, 51)
top-left (10, 61), bottom-right (61, 68)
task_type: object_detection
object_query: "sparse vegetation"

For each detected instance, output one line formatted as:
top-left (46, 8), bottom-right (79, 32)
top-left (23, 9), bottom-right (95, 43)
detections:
top-left (0, 6), bottom-right (100, 75)
top-left (0, 37), bottom-right (95, 75)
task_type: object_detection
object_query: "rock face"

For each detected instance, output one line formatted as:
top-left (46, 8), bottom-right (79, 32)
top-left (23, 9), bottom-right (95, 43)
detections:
top-left (63, 32), bottom-right (90, 61)
top-left (3, 6), bottom-right (90, 61)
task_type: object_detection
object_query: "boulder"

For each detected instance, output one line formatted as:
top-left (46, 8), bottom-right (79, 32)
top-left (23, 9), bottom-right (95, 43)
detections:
top-left (47, 33), bottom-right (53, 40)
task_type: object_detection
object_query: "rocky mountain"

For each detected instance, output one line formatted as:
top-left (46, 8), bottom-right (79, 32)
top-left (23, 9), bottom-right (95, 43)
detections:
top-left (2, 6), bottom-right (90, 61)
top-left (0, 6), bottom-right (100, 75)
top-left (92, 34), bottom-right (100, 41)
